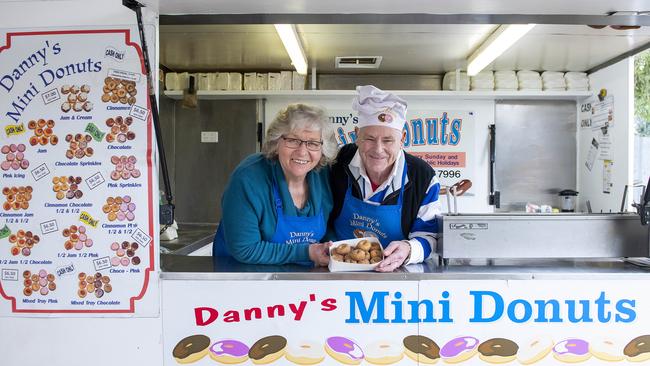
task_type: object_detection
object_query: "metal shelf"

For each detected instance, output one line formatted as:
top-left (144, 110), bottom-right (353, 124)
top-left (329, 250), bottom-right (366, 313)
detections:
top-left (163, 89), bottom-right (592, 101)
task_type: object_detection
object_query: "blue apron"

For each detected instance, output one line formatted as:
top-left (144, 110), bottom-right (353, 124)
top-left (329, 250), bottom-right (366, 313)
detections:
top-left (333, 165), bottom-right (407, 247)
top-left (213, 176), bottom-right (325, 263)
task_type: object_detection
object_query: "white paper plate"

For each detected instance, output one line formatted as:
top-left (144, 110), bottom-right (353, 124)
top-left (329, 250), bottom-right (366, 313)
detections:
top-left (328, 237), bottom-right (383, 272)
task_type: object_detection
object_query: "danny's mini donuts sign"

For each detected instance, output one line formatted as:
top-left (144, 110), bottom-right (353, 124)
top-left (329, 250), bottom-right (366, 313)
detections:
top-left (0, 29), bottom-right (156, 315)
top-left (162, 280), bottom-right (650, 365)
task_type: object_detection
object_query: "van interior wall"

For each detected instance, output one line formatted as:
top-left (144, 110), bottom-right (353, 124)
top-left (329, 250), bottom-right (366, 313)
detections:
top-left (578, 58), bottom-right (634, 213)
top-left (159, 97), bottom-right (258, 223)
top-left (495, 100), bottom-right (577, 211)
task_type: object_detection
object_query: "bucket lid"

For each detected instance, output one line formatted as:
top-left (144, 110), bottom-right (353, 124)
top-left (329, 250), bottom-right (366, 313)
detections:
top-left (559, 189), bottom-right (579, 196)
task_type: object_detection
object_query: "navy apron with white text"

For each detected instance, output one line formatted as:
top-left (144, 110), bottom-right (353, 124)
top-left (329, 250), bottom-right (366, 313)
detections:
top-left (333, 165), bottom-right (407, 247)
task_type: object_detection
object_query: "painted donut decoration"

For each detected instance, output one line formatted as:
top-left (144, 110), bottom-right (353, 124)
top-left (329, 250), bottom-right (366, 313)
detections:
top-left (624, 335), bottom-right (650, 362)
top-left (209, 339), bottom-right (250, 364)
top-left (248, 335), bottom-right (287, 364)
top-left (440, 336), bottom-right (479, 363)
top-left (172, 334), bottom-right (211, 364)
top-left (478, 338), bottom-right (519, 363)
top-left (285, 340), bottom-right (325, 365)
top-left (325, 336), bottom-right (364, 365)
top-left (403, 335), bottom-right (440, 364)
top-left (552, 338), bottom-right (590, 363)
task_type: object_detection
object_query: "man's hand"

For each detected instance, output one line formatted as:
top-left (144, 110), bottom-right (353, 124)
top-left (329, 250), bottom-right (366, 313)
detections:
top-left (308, 242), bottom-right (332, 267)
top-left (375, 240), bottom-right (410, 272)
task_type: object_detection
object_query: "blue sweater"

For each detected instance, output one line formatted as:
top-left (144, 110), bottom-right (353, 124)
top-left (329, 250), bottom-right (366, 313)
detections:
top-left (215, 153), bottom-right (333, 264)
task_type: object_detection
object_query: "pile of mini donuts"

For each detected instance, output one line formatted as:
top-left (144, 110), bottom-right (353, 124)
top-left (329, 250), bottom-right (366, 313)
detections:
top-left (330, 239), bottom-right (382, 264)
top-left (62, 224), bottom-right (93, 251)
top-left (109, 241), bottom-right (141, 266)
top-left (7, 229), bottom-right (40, 256)
top-left (22, 269), bottom-right (55, 296)
top-left (102, 195), bottom-right (136, 222)
top-left (170, 333), bottom-right (650, 365)
top-left (105, 116), bottom-right (136, 143)
top-left (1, 143), bottom-right (29, 170)
top-left (101, 77), bottom-right (137, 105)
top-left (2, 186), bottom-right (32, 211)
top-left (77, 272), bottom-right (112, 299)
top-left (52, 175), bottom-right (83, 200)
top-left (64, 133), bottom-right (94, 159)
top-left (27, 119), bottom-right (58, 146)
top-left (61, 84), bottom-right (93, 113)
top-left (109, 155), bottom-right (141, 180)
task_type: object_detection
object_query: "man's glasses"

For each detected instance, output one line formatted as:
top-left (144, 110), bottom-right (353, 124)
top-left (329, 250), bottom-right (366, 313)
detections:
top-left (281, 136), bottom-right (323, 151)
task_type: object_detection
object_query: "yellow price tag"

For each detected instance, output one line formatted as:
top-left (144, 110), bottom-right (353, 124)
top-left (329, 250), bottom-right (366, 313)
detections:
top-left (79, 211), bottom-right (99, 228)
top-left (5, 123), bottom-right (25, 137)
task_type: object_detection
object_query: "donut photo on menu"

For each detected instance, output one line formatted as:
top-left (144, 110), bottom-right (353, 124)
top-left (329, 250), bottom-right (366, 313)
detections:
top-left (105, 116), bottom-right (136, 143)
top-left (248, 335), bottom-right (287, 364)
top-left (60, 84), bottom-right (93, 113)
top-left (285, 340), bottom-right (325, 365)
top-left (27, 119), bottom-right (58, 146)
top-left (172, 334), bottom-right (211, 364)
top-left (101, 77), bottom-right (137, 105)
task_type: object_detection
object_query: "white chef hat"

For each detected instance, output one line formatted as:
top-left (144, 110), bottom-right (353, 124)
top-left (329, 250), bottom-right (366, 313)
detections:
top-left (352, 85), bottom-right (407, 131)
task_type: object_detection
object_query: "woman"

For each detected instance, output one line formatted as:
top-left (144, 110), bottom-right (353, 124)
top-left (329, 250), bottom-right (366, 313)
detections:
top-left (213, 103), bottom-right (337, 266)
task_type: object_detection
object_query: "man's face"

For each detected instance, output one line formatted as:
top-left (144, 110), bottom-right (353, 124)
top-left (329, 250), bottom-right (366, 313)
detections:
top-left (356, 126), bottom-right (403, 181)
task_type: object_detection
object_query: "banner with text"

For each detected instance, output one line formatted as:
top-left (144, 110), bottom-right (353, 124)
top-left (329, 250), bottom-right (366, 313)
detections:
top-left (162, 280), bottom-right (650, 365)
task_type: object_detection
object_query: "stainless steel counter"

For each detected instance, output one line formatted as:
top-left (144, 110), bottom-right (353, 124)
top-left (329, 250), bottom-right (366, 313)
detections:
top-left (160, 254), bottom-right (650, 280)
top-left (160, 223), bottom-right (217, 255)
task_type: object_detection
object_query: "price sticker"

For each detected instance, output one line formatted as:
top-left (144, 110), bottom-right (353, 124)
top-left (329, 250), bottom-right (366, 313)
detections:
top-left (31, 163), bottom-right (50, 181)
top-left (86, 172), bottom-right (105, 190)
top-left (130, 104), bottom-right (149, 121)
top-left (40, 219), bottom-right (58, 235)
top-left (41, 88), bottom-right (60, 105)
top-left (93, 257), bottom-right (111, 271)
top-left (1, 269), bottom-right (18, 281)
top-left (131, 228), bottom-right (151, 247)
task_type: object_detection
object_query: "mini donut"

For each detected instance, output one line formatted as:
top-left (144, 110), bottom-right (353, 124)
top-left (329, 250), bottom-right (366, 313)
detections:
top-left (248, 335), bottom-right (287, 364)
top-left (403, 335), bottom-right (440, 364)
top-left (356, 240), bottom-right (371, 251)
top-left (173, 334), bottom-right (211, 364)
top-left (440, 336), bottom-right (479, 363)
top-left (285, 340), bottom-right (325, 365)
top-left (624, 335), bottom-right (650, 362)
top-left (370, 249), bottom-right (382, 258)
top-left (364, 340), bottom-right (404, 365)
top-left (331, 253), bottom-right (344, 262)
top-left (370, 257), bottom-right (382, 264)
top-left (325, 336), bottom-right (364, 365)
top-left (590, 338), bottom-right (625, 362)
top-left (478, 338), bottom-right (519, 363)
top-left (350, 249), bottom-right (366, 261)
top-left (102, 93), bottom-right (111, 102)
top-left (552, 338), bottom-right (590, 363)
top-left (370, 242), bottom-right (382, 251)
top-left (335, 244), bottom-right (351, 255)
top-left (209, 339), bottom-right (249, 364)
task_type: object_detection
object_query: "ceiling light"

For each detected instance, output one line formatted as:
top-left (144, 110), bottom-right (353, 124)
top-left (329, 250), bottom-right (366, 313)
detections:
top-left (467, 24), bottom-right (535, 76)
top-left (274, 24), bottom-right (308, 75)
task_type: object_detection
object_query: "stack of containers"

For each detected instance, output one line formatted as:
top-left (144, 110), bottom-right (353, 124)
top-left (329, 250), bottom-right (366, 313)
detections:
top-left (442, 71), bottom-right (470, 91)
top-left (517, 70), bottom-right (542, 91)
top-left (494, 71), bottom-right (518, 90)
top-left (541, 71), bottom-right (567, 91)
top-left (470, 71), bottom-right (495, 90)
top-left (228, 73), bottom-right (243, 90)
top-left (565, 72), bottom-right (590, 91)
top-left (164, 72), bottom-right (191, 91)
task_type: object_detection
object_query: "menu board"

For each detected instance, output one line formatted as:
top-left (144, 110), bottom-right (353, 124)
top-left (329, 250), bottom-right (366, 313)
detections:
top-left (0, 29), bottom-right (156, 314)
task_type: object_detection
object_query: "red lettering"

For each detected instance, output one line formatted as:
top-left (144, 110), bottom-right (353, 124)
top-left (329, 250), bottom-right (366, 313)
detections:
top-left (321, 298), bottom-right (337, 311)
top-left (194, 307), bottom-right (219, 326)
top-left (224, 310), bottom-right (240, 322)
top-left (267, 304), bottom-right (285, 318)
top-left (289, 301), bottom-right (307, 320)
top-left (244, 307), bottom-right (262, 320)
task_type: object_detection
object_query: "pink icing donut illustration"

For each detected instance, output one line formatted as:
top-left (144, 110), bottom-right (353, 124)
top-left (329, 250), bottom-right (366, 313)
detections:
top-left (440, 336), bottom-right (479, 363)
top-left (553, 338), bottom-right (591, 363)
top-left (209, 339), bottom-right (250, 364)
top-left (325, 336), bottom-right (364, 365)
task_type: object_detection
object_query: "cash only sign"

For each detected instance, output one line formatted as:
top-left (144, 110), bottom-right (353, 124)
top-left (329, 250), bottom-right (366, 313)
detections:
top-left (0, 29), bottom-right (157, 315)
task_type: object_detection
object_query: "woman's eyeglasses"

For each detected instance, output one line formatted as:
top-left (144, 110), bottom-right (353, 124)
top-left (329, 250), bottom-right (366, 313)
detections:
top-left (281, 136), bottom-right (323, 151)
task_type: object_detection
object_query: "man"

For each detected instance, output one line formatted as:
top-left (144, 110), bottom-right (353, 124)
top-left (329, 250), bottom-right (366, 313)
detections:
top-left (330, 85), bottom-right (441, 272)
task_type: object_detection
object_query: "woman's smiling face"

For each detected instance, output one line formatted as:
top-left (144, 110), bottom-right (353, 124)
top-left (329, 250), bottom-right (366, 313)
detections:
top-left (277, 128), bottom-right (322, 182)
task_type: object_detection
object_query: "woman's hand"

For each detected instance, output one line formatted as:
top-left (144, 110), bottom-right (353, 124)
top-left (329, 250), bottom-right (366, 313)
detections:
top-left (375, 240), bottom-right (411, 272)
top-left (308, 242), bottom-right (332, 266)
